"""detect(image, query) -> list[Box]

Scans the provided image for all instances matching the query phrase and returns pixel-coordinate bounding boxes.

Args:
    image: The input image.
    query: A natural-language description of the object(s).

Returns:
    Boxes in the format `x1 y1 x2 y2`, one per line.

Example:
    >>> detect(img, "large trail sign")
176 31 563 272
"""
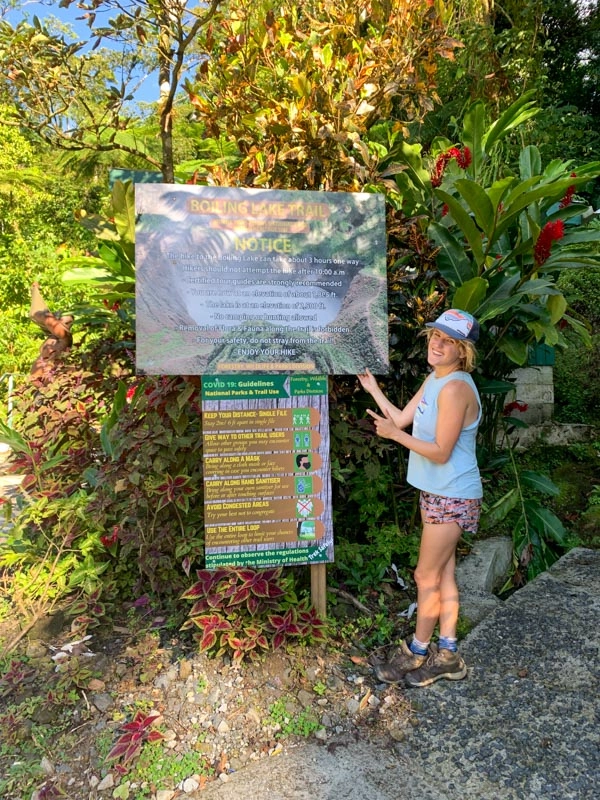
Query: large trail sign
135 185 388 376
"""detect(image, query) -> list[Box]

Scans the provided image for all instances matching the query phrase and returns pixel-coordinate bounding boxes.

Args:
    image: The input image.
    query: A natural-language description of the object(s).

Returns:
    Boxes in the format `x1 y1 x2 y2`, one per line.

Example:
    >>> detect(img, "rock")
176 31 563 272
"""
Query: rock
156 791 176 800
25 641 48 659
154 665 178 689
217 719 231 734
245 708 262 727
346 698 360 715
179 776 200 793
389 727 406 742
97 773 114 790
40 756 54 775
92 693 114 713
297 689 314 708
28 609 67 640
179 659 193 681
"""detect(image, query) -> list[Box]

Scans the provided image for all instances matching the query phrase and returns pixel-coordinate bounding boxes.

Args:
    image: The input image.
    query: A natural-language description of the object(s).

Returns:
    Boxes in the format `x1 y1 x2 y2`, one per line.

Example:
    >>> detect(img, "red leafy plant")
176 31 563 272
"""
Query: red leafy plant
0 658 36 697
106 710 165 769
181 567 326 663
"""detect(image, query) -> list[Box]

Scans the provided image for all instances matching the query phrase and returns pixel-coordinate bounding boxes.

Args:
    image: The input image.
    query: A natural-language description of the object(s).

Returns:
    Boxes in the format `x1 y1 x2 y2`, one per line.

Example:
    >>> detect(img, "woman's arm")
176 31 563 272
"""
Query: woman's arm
357 368 425 430
367 379 475 464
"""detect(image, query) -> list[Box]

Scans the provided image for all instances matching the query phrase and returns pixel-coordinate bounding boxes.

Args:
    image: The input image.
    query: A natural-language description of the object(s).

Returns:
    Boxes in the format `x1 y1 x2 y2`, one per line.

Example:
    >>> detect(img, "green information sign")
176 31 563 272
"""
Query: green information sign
202 374 333 570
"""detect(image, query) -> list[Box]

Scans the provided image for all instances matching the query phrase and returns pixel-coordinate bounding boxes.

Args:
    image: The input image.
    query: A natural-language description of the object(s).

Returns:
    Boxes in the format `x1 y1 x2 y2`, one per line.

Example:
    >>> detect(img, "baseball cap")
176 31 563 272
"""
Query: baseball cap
426 309 480 343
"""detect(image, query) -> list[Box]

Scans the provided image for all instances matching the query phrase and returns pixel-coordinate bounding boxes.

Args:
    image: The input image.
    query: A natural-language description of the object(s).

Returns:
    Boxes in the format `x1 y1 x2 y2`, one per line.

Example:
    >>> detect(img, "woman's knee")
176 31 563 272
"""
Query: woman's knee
414 565 442 593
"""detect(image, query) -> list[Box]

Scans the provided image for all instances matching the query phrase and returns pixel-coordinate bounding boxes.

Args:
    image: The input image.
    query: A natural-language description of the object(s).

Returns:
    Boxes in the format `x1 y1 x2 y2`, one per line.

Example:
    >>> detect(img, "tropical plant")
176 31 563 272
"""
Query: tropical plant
106 710 165 770
384 92 600 433
481 412 569 587
0 0 221 182
60 179 137 328
183 0 461 190
181 566 325 662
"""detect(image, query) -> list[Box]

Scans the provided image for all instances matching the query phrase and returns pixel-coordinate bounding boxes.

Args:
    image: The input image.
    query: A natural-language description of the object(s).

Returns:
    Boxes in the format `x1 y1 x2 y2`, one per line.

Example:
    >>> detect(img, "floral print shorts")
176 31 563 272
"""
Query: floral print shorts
419 491 482 535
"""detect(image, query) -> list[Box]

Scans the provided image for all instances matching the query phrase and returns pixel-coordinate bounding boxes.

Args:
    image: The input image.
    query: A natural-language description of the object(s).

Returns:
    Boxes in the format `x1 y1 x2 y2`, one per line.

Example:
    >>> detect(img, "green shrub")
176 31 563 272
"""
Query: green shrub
555 266 600 423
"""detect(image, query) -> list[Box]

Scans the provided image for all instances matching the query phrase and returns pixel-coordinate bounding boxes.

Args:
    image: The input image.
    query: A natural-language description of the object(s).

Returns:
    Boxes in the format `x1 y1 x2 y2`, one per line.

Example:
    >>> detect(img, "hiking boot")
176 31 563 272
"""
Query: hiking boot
404 647 467 688
372 640 427 684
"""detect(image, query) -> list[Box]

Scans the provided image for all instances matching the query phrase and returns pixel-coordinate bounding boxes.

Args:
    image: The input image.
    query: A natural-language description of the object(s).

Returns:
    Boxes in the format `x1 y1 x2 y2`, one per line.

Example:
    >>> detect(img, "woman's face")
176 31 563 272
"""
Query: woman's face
427 329 463 371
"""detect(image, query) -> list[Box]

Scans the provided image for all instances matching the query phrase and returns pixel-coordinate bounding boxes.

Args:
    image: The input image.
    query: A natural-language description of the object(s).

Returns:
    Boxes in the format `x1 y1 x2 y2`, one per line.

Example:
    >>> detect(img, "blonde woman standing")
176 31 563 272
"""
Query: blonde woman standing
358 309 482 688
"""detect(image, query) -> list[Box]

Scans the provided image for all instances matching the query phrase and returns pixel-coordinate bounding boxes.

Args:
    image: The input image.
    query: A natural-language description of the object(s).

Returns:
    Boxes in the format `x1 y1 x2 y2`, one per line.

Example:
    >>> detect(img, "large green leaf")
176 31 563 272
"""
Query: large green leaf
461 101 486 178
520 471 560 496
517 278 562 296
428 222 476 286
561 313 592 346
477 378 515 395
539 255 600 271
497 335 529 365
474 274 521 321
454 179 495 238
546 293 567 324
397 141 431 192
482 90 539 154
100 382 128 459
476 296 522 323
496 178 580 238
528 320 560 345
519 145 542 180
452 276 488 312
112 180 136 244
0 418 30 455
434 189 485 265
486 176 515 212
523 500 567 544
62 266 117 284
480 488 519 527
559 229 600 246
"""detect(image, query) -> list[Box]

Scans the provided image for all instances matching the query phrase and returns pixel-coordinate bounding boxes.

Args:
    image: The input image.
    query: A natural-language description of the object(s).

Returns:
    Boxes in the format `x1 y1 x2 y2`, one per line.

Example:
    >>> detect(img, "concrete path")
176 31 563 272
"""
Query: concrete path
200 547 600 800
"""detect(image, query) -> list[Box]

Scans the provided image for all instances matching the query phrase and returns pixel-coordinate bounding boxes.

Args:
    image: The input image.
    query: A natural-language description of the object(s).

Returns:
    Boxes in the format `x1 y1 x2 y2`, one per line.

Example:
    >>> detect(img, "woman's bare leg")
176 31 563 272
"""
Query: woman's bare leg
413 520 463 644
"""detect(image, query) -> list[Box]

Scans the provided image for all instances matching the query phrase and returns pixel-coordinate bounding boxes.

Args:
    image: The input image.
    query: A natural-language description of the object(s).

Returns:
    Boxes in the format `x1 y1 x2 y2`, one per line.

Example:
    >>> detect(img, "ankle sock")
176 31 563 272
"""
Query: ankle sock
409 636 429 656
438 635 458 652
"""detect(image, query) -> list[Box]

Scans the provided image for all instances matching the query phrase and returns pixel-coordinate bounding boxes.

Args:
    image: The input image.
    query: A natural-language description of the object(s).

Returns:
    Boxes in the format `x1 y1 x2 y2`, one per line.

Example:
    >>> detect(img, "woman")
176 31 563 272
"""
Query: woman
358 309 482 688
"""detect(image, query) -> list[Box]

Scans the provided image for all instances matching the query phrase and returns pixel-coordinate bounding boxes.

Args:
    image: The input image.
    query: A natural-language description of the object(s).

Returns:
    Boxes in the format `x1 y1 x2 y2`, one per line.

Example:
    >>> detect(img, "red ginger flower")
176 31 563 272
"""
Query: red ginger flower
431 146 472 187
503 400 529 416
559 173 577 209
455 146 472 169
534 220 565 265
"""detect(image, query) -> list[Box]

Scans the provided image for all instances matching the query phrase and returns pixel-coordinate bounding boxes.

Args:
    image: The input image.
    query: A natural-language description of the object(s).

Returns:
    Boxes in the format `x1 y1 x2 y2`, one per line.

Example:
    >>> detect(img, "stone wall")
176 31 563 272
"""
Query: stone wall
508 366 554 425
502 366 593 448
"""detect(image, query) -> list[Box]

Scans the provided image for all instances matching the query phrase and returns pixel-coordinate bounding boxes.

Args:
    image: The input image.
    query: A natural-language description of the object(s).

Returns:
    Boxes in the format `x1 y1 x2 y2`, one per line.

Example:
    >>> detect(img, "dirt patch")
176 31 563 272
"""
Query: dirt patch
0 612 415 800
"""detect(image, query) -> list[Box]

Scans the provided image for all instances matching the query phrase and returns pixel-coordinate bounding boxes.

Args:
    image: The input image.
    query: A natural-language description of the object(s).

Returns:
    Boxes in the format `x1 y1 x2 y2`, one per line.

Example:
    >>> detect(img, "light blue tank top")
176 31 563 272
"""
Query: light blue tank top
407 371 482 499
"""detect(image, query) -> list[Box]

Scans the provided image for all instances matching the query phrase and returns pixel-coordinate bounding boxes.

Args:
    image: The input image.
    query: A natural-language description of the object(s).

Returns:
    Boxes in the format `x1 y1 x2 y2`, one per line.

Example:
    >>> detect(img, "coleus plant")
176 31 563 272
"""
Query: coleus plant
181 567 326 663
106 710 165 770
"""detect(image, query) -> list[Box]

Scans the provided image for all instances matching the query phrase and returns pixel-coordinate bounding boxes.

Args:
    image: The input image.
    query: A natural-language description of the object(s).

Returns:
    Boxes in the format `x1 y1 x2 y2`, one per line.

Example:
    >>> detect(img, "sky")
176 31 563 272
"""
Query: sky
6 0 157 104
8 0 91 38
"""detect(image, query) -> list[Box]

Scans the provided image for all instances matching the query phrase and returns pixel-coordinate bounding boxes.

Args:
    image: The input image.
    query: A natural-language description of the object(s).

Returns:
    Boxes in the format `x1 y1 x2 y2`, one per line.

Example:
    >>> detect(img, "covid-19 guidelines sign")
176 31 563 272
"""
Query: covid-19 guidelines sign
134 185 389 375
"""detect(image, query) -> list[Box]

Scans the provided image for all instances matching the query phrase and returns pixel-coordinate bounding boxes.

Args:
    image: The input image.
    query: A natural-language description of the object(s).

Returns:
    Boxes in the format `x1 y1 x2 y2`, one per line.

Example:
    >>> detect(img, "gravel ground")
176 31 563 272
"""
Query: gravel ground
14 549 599 800
5 623 416 800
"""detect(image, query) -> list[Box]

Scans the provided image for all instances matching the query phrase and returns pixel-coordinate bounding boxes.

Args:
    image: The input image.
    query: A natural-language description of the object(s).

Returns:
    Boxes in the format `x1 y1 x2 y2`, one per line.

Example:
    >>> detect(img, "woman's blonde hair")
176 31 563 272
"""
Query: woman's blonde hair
425 328 477 372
